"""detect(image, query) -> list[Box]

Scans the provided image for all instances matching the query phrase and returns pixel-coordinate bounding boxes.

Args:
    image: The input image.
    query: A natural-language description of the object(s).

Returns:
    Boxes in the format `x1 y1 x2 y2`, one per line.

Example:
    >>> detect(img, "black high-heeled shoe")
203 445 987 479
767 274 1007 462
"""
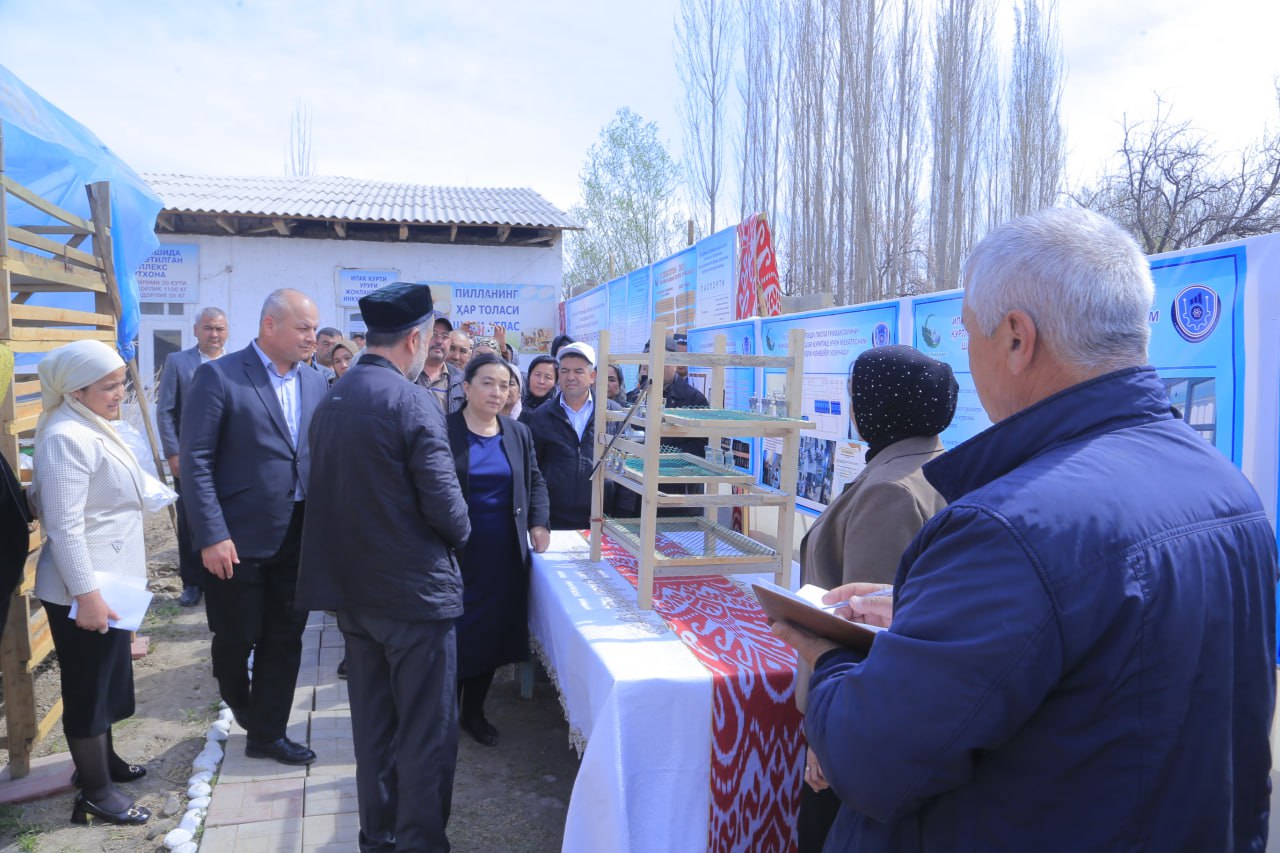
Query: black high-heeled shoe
70 793 151 826
71 763 147 787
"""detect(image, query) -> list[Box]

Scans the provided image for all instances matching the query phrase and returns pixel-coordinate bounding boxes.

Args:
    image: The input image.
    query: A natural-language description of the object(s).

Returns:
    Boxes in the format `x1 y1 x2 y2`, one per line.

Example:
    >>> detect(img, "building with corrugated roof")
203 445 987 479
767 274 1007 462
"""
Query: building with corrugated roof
136 173 578 383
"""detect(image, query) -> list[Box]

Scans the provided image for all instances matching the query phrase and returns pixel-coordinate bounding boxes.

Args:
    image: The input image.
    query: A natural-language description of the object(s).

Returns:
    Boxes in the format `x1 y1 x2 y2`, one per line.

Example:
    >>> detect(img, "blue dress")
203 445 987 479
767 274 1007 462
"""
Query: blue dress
457 430 527 680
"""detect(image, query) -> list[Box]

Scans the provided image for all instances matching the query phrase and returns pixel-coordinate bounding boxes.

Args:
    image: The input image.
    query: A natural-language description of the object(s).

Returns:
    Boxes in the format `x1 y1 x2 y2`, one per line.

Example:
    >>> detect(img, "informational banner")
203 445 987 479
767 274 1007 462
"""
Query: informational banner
1146 245 1245 463
909 291 993 449
428 282 560 356
625 267 653 352
604 276 634 385
759 302 900 514
137 244 199 302
694 227 736 328
652 247 697 335
566 283 608 353
337 268 400 307
688 318 760 473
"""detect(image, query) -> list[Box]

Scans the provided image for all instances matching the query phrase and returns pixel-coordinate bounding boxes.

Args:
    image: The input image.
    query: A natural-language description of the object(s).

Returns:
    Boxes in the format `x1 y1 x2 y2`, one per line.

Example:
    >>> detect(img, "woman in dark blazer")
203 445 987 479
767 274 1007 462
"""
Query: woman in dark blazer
447 353 550 746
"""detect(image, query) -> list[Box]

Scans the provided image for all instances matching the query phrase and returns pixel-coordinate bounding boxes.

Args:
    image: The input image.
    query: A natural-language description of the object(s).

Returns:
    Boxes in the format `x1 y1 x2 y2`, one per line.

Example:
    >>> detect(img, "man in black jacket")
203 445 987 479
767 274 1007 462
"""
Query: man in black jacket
529 342 621 529
645 334 710 458
297 283 470 852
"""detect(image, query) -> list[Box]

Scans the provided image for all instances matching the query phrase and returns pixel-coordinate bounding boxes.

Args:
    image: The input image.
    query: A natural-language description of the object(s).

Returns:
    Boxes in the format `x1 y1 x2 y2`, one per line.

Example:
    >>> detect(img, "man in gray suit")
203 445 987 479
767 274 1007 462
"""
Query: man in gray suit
181 289 326 766
156 306 227 607
299 282 469 852
414 314 465 413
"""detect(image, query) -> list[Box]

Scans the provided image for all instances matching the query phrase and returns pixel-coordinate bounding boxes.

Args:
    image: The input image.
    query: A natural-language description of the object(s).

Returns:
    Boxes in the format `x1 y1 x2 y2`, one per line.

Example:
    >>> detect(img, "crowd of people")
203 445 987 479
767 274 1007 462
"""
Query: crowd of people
17 206 1279 851
24 277 696 843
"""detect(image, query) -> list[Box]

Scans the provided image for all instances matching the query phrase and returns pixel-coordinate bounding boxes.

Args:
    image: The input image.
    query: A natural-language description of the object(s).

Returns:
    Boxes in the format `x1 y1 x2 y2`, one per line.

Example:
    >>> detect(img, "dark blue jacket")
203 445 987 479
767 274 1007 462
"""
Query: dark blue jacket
528 392 621 530
808 367 1276 852
180 343 327 558
296 354 469 621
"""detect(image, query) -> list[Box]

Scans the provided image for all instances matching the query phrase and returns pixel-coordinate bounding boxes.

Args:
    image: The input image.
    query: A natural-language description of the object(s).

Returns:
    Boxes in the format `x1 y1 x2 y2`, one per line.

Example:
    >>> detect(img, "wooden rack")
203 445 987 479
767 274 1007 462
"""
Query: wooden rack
0 120 166 778
590 320 811 608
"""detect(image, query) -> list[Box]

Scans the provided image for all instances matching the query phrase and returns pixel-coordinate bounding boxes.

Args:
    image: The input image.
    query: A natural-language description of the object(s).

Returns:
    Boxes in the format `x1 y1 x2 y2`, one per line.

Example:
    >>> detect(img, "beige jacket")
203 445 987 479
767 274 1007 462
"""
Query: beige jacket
795 434 947 710
800 434 947 590
33 406 146 606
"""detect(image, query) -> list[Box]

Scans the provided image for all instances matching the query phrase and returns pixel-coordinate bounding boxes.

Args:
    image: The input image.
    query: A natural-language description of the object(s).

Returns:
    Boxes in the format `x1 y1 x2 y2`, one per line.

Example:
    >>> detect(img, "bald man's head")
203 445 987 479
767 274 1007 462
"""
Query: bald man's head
257 289 319 367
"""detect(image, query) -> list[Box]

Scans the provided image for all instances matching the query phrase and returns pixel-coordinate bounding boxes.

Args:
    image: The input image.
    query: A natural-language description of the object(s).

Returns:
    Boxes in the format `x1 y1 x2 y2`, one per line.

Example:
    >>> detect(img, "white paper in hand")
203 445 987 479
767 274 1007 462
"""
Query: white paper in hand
67 572 153 632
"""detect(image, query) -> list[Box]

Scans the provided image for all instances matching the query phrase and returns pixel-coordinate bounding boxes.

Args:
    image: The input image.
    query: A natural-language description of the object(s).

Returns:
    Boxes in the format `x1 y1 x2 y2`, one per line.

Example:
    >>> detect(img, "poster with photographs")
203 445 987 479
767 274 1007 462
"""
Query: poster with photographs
758 300 900 514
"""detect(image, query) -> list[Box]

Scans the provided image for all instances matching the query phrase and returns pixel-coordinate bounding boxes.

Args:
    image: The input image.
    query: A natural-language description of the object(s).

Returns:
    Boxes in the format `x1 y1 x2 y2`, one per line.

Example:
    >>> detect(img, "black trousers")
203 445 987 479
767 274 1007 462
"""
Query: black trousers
173 476 204 589
339 609 457 853
204 503 308 743
798 783 841 852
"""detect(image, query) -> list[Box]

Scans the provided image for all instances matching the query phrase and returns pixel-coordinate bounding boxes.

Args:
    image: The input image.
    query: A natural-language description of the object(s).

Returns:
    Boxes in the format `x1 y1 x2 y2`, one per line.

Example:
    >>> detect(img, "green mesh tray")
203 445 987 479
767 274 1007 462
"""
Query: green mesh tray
621 454 742 478
658 407 807 425
604 517 776 561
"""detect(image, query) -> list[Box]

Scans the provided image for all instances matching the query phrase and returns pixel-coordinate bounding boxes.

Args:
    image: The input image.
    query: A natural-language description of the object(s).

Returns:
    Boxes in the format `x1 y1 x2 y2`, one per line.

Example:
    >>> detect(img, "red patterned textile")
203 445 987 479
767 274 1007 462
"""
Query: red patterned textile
592 531 804 852
736 214 784 319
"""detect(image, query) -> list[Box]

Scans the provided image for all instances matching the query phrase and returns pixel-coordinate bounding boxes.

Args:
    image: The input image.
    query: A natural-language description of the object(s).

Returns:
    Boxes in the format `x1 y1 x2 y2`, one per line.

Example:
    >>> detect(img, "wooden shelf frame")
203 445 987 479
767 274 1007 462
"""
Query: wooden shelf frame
590 320 806 608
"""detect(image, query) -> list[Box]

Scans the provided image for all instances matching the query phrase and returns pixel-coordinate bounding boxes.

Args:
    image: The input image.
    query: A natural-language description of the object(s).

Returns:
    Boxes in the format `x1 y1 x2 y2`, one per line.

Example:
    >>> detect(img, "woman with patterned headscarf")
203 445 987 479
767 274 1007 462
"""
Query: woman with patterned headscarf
795 344 958 851
32 340 151 827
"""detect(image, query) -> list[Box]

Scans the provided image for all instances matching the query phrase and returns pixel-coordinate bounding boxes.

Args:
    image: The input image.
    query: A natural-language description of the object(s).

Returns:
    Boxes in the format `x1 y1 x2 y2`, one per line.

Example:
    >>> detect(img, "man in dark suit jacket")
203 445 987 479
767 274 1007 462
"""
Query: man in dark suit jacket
155 306 228 607
181 289 326 767
298 283 469 851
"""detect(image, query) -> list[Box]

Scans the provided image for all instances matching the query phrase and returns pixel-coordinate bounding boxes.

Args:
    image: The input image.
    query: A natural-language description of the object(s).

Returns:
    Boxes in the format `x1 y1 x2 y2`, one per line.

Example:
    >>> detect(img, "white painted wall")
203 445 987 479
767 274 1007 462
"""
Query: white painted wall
137 232 563 384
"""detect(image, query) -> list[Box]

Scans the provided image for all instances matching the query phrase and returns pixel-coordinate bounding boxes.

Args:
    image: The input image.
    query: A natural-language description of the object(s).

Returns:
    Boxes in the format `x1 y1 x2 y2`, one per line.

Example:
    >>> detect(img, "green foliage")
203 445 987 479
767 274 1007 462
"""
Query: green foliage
565 108 685 293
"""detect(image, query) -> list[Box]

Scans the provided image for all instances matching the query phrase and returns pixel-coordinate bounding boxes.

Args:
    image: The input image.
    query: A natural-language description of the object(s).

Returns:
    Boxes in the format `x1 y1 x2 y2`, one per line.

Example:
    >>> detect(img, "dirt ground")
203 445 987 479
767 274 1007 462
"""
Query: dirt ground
0 513 580 852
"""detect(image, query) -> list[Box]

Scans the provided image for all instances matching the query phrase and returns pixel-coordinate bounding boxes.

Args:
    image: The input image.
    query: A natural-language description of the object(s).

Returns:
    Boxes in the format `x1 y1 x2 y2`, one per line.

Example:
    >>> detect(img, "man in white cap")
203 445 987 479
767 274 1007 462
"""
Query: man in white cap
528 341 621 529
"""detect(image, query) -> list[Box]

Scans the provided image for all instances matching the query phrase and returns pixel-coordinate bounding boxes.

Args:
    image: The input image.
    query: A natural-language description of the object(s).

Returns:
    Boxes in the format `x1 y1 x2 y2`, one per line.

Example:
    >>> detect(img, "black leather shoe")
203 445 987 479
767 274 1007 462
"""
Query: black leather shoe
72 763 146 787
337 658 347 679
461 716 498 747
178 586 202 607
70 793 151 826
245 737 316 765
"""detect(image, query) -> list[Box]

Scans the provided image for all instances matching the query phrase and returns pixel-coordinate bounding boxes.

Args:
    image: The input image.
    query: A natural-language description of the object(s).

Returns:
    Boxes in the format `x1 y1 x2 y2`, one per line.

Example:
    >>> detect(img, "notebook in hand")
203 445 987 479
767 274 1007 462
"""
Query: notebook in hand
752 580 884 654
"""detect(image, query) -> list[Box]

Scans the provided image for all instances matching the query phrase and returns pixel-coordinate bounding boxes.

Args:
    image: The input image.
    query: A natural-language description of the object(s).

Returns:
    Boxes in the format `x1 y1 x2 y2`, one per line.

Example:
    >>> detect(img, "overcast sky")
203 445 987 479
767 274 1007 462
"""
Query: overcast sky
1 0 1277 215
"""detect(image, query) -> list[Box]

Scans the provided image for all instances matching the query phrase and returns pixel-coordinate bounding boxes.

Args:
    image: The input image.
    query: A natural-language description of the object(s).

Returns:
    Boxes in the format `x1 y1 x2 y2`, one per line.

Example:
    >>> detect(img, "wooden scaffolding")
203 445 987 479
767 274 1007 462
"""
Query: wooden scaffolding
0 120 166 778
591 320 812 609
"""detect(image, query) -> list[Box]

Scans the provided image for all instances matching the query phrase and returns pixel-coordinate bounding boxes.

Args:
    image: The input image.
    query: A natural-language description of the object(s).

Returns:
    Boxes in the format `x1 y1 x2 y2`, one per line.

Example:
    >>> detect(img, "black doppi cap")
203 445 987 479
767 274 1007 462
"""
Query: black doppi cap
358 282 434 334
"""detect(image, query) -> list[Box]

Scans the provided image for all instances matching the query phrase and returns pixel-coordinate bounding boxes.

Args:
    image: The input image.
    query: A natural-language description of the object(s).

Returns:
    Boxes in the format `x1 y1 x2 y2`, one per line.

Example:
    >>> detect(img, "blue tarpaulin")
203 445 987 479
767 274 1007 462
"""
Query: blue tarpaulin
0 63 163 360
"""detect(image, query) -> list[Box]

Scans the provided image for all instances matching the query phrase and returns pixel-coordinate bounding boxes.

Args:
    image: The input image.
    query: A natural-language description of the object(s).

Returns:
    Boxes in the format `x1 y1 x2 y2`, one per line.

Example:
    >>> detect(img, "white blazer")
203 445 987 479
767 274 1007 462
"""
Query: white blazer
33 406 146 606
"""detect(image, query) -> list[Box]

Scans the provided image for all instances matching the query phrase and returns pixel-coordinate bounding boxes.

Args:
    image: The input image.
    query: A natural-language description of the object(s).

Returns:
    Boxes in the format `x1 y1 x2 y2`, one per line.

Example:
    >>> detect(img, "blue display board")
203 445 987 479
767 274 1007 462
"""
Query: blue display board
909 291 994 449
759 302 900 514
651 247 697 334
1147 246 1246 464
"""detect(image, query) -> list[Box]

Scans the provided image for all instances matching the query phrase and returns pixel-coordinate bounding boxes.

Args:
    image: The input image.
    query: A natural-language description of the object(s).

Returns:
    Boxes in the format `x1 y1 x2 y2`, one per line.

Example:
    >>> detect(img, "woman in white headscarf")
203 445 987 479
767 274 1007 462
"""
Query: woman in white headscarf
32 340 151 827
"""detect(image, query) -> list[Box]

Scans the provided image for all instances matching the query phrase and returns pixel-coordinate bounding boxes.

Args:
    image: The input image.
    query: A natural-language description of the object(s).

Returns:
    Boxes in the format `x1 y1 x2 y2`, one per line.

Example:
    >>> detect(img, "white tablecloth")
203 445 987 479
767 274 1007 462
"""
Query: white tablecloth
530 531 713 853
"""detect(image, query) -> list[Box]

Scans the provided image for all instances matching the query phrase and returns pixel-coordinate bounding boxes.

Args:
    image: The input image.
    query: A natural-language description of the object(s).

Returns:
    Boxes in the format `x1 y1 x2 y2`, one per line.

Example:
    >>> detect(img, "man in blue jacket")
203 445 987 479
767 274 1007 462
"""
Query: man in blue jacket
776 207 1277 851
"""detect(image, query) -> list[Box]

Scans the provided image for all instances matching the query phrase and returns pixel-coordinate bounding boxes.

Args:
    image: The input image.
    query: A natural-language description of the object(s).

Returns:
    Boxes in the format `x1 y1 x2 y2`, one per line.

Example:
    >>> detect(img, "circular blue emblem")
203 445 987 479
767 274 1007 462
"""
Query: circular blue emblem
1171 285 1220 343
873 323 891 347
